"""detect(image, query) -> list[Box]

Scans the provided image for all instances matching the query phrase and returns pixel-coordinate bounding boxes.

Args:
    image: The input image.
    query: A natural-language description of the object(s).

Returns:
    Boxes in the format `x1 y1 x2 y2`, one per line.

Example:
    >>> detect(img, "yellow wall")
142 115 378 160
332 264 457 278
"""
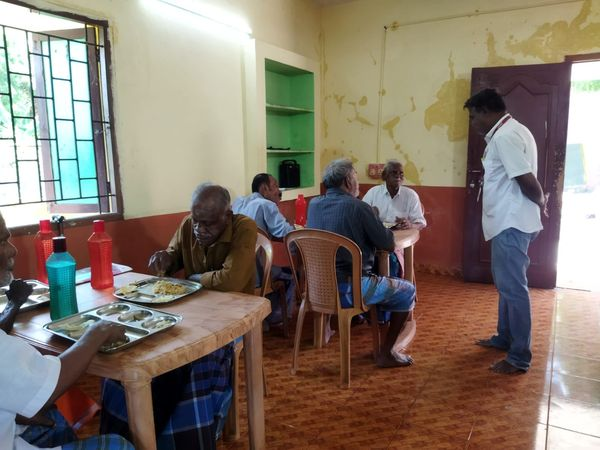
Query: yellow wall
321 0 600 187
22 0 321 219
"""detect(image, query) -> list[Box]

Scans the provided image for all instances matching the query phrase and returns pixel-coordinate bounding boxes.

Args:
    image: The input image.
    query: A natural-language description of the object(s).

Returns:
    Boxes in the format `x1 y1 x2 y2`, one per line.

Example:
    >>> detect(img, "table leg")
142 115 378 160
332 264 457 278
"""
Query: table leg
404 245 414 284
244 323 266 450
122 376 157 450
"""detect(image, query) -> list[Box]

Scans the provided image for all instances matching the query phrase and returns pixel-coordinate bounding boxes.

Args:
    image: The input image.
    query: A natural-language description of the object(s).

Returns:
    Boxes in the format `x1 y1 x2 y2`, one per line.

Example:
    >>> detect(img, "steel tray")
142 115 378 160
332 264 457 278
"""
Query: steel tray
43 301 182 353
0 280 50 313
113 277 201 304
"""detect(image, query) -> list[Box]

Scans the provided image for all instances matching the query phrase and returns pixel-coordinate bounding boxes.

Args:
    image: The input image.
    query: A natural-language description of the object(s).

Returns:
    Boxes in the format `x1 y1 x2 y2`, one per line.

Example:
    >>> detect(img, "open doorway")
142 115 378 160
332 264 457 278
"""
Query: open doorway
556 60 600 291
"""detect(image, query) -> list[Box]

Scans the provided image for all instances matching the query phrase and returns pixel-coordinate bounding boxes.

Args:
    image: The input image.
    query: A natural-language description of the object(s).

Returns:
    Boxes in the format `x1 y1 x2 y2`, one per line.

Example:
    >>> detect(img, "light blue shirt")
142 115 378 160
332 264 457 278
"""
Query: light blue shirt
232 192 294 239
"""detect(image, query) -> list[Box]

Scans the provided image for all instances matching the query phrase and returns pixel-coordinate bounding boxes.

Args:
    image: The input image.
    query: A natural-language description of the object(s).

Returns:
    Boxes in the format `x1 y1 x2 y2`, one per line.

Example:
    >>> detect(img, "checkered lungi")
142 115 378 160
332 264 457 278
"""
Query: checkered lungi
19 407 133 449
100 343 233 450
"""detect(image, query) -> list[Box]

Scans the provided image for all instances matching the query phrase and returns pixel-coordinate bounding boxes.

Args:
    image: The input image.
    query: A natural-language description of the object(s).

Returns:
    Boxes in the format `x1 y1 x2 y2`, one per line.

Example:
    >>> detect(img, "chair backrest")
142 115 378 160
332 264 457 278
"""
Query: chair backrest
284 228 366 315
255 229 273 297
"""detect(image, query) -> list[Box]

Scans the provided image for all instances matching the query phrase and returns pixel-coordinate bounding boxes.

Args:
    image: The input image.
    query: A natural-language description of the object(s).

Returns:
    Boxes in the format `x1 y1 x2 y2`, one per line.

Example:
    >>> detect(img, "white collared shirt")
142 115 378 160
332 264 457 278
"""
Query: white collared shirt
0 329 61 450
362 184 426 227
481 113 543 241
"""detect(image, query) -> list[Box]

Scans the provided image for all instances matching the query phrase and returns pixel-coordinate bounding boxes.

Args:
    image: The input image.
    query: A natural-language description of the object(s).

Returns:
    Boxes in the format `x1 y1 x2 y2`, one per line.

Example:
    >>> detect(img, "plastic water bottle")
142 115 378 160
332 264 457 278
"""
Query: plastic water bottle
34 219 55 283
88 220 113 289
295 194 307 226
47 236 78 320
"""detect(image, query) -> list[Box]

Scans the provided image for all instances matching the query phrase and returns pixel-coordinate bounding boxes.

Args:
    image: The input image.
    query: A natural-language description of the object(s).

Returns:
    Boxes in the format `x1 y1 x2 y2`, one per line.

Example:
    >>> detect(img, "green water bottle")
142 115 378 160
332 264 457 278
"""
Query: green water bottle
47 236 78 320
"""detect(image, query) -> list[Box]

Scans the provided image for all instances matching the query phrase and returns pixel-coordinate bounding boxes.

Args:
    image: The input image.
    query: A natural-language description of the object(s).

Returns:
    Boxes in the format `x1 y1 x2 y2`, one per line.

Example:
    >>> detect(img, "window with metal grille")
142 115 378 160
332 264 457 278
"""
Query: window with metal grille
0 1 120 228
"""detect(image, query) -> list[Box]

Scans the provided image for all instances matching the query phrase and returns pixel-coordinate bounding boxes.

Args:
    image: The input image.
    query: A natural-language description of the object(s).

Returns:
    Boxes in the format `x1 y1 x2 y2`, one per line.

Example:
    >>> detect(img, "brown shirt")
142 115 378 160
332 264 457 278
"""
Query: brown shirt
166 214 257 294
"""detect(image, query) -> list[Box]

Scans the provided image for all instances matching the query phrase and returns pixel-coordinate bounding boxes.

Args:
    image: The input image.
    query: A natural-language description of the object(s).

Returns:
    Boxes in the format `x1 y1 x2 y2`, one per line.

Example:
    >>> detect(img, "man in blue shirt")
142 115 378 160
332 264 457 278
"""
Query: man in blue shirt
308 159 416 368
233 173 295 326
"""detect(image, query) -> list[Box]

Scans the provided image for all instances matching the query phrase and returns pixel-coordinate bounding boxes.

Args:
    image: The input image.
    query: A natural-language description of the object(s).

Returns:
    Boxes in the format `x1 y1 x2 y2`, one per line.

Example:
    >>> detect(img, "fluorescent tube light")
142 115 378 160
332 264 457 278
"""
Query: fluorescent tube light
156 0 252 37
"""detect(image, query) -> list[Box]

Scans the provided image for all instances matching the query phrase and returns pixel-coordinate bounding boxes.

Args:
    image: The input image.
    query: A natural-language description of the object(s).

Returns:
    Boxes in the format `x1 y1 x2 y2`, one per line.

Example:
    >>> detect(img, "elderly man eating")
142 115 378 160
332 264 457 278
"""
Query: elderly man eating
307 159 417 368
101 183 257 449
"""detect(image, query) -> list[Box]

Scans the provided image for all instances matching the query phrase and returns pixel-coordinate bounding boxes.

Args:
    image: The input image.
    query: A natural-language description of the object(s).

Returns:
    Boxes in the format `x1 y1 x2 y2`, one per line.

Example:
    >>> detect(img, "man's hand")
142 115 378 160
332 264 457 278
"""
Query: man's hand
541 192 550 218
79 320 127 349
16 412 55 427
395 217 410 230
148 250 172 277
6 279 33 308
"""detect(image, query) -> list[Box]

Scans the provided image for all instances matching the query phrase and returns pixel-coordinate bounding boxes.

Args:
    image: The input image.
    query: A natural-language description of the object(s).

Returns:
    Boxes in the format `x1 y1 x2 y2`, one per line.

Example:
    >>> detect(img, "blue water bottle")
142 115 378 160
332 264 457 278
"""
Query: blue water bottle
47 236 78 320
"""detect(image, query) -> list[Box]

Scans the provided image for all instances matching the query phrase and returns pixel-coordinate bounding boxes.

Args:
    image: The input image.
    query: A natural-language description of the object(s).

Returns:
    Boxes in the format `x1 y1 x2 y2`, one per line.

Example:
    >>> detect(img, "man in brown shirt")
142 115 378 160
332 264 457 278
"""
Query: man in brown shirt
149 183 257 294
101 183 258 448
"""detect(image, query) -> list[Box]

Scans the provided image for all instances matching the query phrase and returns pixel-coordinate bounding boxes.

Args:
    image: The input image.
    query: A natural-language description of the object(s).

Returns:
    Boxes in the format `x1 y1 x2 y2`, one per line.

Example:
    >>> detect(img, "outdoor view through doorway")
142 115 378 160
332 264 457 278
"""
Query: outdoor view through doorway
556 60 600 292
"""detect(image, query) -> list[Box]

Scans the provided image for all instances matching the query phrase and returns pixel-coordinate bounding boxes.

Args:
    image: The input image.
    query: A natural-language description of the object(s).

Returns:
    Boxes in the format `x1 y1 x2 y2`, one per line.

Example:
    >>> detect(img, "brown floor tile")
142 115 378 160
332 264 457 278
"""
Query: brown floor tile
71 273 600 450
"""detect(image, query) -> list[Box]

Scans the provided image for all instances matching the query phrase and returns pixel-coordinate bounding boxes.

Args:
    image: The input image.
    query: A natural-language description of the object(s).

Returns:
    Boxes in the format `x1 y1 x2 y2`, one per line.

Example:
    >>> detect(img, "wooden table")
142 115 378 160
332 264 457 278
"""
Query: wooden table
377 228 420 282
11 272 271 450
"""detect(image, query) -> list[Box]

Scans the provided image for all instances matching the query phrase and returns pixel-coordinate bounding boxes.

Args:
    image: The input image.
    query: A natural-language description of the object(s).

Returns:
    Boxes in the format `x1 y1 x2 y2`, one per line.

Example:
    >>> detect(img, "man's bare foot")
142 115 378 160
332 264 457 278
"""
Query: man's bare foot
475 338 508 350
324 324 336 344
376 351 413 368
490 359 526 374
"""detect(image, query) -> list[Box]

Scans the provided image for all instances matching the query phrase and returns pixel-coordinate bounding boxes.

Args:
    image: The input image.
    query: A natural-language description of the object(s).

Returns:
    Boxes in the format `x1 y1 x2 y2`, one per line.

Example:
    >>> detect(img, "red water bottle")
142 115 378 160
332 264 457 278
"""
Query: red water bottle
34 219 55 283
88 220 113 289
295 194 307 226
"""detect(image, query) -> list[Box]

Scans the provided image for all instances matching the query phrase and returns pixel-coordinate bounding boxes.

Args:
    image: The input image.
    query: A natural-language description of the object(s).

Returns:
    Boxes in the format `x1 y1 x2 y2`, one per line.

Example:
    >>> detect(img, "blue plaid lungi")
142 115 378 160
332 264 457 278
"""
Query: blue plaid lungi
100 343 233 450
338 274 415 320
19 407 133 449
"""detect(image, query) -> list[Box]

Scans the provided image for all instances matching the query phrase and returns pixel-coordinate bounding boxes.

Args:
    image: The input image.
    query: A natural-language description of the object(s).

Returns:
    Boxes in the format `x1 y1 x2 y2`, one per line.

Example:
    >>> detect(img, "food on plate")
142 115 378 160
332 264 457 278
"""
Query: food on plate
60 318 96 339
115 284 139 296
153 280 187 296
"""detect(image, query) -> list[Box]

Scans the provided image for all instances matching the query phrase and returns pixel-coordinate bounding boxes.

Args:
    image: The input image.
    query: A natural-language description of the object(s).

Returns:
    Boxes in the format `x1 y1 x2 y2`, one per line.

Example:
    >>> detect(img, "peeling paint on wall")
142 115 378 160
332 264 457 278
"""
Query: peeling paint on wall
403 157 421 185
334 94 345 111
486 32 515 66
320 148 358 173
347 100 374 126
383 116 401 140
323 119 328 138
380 88 387 96
506 0 600 62
423 55 470 142
409 96 416 112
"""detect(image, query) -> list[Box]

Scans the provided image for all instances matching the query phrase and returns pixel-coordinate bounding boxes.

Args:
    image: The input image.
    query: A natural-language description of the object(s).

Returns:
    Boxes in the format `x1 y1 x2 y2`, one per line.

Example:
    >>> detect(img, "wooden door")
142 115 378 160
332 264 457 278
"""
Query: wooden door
463 63 571 289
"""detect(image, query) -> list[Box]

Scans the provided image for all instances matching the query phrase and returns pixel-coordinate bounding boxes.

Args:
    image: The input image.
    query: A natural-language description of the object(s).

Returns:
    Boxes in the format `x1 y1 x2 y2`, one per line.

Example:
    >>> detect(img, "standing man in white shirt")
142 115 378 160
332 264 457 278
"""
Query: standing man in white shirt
464 88 548 375
362 160 426 278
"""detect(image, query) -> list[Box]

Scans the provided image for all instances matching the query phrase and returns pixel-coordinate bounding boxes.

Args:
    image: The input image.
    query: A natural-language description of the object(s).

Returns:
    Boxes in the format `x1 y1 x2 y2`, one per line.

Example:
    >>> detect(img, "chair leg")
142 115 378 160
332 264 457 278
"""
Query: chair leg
314 312 325 349
291 300 307 375
369 307 380 362
224 341 242 441
278 283 290 338
338 312 352 388
262 361 269 397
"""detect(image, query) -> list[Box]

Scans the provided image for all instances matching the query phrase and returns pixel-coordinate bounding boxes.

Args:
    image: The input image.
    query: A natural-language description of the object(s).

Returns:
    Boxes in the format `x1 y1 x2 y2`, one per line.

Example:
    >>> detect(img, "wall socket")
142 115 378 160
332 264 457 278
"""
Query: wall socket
367 163 384 179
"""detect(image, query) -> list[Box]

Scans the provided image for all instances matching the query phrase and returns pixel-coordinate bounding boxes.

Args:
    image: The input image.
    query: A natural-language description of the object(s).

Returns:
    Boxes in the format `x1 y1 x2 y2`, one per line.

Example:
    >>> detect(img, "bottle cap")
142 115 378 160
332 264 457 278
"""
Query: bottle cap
93 220 105 233
39 219 51 232
52 236 67 253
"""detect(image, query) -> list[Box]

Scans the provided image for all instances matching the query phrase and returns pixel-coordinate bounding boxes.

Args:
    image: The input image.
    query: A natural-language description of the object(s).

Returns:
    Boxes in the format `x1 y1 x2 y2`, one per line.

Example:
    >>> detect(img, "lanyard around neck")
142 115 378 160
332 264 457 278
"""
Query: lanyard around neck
489 114 511 140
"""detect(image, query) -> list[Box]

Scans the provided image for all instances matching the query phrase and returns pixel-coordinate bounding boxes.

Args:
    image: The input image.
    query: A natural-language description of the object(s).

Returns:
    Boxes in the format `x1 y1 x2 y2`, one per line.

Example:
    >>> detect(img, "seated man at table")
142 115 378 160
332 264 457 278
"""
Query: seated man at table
101 183 257 449
307 159 416 368
232 173 295 326
362 160 426 277
0 211 133 450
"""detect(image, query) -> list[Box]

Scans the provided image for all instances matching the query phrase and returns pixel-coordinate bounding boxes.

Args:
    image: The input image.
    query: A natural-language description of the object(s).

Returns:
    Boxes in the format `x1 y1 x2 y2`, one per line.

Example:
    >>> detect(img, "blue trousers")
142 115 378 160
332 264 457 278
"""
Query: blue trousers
489 227 538 371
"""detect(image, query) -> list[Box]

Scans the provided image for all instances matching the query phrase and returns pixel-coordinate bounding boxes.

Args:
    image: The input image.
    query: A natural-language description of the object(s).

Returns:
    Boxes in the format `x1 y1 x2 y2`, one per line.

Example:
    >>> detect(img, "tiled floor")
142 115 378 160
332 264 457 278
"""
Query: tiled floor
78 273 600 449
